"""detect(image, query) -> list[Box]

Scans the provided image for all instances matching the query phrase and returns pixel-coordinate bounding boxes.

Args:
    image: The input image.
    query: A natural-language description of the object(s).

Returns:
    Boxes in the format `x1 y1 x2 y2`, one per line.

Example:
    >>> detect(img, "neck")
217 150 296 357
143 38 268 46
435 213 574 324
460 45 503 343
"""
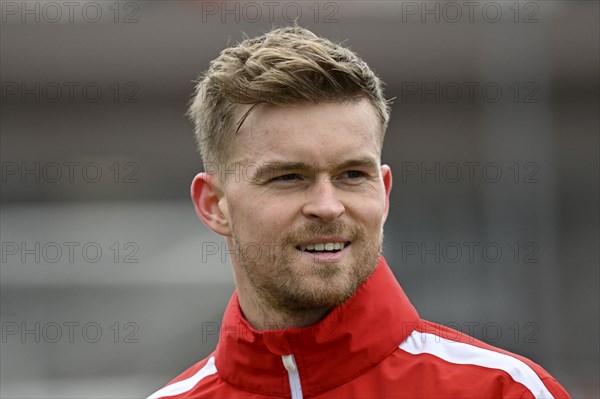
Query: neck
236 283 330 330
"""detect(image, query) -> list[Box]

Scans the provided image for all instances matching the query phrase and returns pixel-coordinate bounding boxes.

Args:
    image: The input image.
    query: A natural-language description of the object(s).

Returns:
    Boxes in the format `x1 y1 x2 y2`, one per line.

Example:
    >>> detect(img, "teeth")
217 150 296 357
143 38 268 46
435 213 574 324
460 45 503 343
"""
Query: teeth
299 242 346 252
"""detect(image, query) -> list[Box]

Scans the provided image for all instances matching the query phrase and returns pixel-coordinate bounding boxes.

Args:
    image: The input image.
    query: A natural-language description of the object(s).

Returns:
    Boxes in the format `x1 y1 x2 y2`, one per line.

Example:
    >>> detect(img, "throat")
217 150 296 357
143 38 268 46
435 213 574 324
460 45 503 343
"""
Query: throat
239 291 332 331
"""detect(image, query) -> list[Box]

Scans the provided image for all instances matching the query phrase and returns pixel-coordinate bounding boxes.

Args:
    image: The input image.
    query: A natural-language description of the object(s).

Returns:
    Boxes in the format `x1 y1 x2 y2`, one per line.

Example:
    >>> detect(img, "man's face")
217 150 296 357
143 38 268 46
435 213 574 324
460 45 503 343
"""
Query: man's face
216 99 392 315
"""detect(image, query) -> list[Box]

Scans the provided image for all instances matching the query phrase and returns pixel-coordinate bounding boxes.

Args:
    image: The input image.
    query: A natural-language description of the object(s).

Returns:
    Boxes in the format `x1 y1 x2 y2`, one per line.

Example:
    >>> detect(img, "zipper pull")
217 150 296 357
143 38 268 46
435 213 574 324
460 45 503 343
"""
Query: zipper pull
282 354 297 372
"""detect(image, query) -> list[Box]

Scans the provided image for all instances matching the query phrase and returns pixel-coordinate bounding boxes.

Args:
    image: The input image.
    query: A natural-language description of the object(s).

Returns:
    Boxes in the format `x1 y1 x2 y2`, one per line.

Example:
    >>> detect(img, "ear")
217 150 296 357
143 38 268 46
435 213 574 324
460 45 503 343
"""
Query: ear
190 173 231 236
381 165 393 222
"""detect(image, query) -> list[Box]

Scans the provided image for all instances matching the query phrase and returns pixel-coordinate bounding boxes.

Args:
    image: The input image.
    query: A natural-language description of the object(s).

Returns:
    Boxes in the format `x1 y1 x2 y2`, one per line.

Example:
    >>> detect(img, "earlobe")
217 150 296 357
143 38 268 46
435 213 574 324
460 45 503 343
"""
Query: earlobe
381 165 393 222
191 173 231 236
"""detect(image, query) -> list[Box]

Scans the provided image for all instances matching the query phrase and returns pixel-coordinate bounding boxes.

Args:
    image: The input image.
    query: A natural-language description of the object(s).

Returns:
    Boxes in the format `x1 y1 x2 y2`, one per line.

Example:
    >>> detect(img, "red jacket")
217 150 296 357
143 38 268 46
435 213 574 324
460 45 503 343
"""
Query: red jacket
148 257 570 399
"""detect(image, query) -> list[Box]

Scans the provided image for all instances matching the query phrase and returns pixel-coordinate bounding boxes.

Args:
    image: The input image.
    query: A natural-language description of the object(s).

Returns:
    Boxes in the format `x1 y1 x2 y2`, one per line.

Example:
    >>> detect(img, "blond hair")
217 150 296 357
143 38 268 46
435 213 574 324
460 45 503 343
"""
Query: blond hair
187 25 391 168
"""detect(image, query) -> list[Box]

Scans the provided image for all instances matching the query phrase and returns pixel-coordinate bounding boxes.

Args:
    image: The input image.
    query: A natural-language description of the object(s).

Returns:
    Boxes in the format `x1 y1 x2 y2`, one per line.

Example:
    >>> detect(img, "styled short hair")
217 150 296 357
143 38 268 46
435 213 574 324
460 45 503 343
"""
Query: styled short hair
187 25 391 168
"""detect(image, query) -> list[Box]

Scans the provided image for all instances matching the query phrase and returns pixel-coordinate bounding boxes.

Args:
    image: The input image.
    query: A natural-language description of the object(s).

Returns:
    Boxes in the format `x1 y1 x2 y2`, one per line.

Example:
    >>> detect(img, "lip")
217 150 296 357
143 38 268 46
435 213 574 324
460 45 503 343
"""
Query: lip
295 242 351 264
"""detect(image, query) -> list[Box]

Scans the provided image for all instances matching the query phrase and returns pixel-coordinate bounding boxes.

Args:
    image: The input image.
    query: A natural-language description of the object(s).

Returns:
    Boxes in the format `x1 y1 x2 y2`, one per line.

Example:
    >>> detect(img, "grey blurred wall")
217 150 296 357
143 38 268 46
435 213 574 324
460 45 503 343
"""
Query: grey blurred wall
1 1 598 397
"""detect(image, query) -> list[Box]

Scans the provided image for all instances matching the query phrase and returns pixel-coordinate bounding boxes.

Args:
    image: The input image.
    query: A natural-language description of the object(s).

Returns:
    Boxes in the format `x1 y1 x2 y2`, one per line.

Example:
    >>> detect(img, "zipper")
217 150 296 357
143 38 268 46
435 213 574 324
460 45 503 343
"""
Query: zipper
282 354 303 399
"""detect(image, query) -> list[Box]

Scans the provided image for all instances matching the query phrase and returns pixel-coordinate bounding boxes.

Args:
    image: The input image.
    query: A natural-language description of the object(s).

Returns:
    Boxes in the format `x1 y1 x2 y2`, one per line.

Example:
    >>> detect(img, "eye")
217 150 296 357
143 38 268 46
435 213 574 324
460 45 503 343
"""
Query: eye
333 170 369 185
272 173 301 182
344 170 367 179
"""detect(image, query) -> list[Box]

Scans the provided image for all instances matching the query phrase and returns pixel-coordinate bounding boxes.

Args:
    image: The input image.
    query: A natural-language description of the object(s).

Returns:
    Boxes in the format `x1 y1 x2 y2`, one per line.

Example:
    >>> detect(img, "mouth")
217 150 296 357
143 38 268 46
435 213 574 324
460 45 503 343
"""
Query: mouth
296 241 352 253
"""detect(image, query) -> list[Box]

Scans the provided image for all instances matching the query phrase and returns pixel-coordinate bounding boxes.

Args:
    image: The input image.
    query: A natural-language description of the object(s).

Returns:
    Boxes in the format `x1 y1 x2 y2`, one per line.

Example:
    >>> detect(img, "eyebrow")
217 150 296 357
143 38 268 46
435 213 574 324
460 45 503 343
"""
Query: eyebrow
250 156 380 180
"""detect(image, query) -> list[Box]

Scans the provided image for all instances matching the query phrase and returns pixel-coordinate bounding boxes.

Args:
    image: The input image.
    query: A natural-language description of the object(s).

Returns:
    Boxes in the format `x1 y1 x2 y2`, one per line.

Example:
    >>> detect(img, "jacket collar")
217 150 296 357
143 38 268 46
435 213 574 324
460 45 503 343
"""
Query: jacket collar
214 256 420 397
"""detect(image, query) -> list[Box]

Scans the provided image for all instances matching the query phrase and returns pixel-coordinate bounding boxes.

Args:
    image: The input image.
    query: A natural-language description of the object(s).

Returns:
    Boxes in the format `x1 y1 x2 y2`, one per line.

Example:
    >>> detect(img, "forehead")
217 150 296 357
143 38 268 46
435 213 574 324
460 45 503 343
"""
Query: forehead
228 99 382 167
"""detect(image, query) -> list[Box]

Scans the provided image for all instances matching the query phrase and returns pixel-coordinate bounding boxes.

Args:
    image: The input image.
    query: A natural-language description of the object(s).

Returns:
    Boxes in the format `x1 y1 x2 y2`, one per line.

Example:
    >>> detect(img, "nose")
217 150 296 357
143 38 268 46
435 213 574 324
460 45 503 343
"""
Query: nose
302 180 345 223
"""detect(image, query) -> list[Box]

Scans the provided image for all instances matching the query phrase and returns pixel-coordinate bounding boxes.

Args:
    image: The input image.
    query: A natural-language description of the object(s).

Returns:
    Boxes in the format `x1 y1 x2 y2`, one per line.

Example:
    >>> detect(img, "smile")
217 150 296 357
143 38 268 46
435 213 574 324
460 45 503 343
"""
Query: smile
296 242 351 253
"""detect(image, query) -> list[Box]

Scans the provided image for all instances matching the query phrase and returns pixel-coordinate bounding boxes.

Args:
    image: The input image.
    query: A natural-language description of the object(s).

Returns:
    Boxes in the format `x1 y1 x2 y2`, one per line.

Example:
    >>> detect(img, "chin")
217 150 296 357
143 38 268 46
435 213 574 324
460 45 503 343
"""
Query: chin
275 273 362 313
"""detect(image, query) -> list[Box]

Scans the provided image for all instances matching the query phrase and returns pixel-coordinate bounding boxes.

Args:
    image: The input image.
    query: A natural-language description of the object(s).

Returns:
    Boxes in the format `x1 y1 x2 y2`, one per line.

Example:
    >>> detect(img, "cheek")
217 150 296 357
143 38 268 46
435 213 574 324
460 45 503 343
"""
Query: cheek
229 197 293 238
348 196 386 222
258 206 295 234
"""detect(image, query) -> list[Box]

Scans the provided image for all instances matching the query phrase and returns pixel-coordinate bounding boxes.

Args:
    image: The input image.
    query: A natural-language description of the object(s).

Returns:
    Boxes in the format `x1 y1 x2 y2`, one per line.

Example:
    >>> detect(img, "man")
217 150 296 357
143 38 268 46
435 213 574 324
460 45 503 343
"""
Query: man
148 26 569 399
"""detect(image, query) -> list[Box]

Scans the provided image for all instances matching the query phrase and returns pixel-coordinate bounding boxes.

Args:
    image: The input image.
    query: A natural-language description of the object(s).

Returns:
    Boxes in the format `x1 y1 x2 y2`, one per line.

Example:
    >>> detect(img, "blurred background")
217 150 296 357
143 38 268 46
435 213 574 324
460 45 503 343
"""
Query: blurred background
1 1 598 397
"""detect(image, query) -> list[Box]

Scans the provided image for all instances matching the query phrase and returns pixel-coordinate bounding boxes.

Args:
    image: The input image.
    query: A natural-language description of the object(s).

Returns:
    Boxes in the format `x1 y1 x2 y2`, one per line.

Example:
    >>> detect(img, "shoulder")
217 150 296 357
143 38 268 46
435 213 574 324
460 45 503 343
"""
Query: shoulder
147 354 219 399
394 320 570 399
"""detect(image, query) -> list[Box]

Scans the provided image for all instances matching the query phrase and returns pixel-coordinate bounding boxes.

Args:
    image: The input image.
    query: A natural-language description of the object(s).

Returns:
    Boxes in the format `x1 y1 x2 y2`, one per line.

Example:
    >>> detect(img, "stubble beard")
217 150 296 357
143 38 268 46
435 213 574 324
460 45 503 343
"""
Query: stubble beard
232 222 383 320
